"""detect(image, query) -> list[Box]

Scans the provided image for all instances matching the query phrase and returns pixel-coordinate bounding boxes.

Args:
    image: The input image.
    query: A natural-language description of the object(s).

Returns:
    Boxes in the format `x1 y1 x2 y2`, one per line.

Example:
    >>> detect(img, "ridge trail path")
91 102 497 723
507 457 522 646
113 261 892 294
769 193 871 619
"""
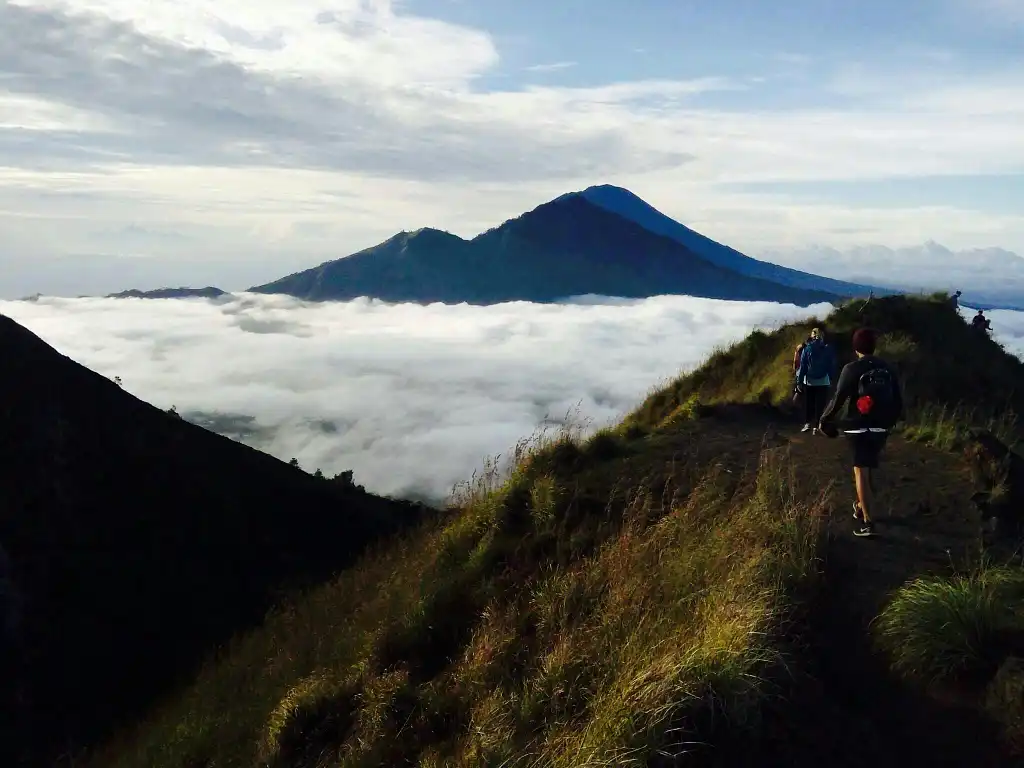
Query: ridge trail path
629 404 1013 767
781 424 1012 768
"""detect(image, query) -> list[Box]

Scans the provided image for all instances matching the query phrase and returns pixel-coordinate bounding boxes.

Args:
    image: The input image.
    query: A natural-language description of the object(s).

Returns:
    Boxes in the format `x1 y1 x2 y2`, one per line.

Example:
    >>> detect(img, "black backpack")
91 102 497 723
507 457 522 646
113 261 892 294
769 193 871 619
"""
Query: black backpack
856 364 898 428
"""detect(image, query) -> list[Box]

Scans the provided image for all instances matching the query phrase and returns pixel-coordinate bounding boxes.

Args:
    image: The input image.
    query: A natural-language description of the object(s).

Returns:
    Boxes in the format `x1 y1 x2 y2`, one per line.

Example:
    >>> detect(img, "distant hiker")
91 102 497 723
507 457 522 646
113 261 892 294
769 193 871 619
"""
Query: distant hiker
952 290 962 309
819 327 903 537
795 327 835 434
971 309 992 334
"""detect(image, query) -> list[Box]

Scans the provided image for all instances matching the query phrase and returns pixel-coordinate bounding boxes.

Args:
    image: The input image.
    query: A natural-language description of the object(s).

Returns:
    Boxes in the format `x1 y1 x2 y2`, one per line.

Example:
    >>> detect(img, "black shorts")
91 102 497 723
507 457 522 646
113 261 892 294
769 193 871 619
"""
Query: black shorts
846 431 888 468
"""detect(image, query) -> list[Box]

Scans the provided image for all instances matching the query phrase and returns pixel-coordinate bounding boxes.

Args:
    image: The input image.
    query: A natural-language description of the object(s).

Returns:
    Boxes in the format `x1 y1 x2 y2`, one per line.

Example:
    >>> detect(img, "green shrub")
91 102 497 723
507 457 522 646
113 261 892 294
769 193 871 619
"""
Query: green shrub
874 564 1024 683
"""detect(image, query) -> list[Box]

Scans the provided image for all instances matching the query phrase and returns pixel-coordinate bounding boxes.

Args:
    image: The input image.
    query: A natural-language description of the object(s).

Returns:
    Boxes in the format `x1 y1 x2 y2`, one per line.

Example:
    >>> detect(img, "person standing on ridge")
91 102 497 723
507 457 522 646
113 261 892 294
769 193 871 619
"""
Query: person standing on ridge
795 327 835 434
971 309 992 334
819 327 903 538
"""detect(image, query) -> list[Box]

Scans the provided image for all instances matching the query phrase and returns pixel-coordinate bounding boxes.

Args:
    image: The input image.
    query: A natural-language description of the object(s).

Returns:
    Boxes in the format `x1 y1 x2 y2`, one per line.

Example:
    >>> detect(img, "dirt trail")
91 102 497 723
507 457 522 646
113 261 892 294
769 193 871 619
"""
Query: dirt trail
789 426 983 614
782 428 1015 768
650 405 1016 767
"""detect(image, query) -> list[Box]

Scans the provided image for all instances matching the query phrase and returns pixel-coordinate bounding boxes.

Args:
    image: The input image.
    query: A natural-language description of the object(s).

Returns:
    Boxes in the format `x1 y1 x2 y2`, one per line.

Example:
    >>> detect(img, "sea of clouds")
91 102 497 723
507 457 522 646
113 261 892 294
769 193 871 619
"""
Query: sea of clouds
4 294 1024 504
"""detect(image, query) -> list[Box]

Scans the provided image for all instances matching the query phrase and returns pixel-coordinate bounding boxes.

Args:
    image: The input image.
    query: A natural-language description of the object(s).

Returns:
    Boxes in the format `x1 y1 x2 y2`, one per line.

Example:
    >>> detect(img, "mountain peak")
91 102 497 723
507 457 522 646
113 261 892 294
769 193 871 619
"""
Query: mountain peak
107 286 227 300
580 183 641 198
574 184 881 298
393 227 461 243
249 186 881 305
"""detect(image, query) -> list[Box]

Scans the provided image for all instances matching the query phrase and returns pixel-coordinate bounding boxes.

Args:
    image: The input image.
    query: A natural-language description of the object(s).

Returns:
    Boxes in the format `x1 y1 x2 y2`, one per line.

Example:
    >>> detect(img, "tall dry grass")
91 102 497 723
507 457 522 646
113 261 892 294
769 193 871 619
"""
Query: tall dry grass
89 432 826 768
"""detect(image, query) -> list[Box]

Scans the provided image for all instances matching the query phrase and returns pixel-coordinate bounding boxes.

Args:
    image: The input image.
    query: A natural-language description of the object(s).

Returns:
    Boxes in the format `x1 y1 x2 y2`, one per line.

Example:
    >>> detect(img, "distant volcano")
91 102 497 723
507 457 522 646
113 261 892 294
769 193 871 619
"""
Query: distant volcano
249 186 881 306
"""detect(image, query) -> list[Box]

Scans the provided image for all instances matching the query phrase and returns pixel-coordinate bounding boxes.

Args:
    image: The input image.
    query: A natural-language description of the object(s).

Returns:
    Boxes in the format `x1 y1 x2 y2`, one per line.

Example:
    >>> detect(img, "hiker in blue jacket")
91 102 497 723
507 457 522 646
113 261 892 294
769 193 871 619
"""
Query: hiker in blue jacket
795 327 836 434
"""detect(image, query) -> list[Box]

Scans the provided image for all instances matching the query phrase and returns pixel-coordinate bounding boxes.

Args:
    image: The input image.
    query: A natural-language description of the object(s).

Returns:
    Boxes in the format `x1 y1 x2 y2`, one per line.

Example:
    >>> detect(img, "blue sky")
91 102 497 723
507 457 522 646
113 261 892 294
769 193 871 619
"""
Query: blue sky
0 0 1022 297
423 0 1022 86
729 174 1024 215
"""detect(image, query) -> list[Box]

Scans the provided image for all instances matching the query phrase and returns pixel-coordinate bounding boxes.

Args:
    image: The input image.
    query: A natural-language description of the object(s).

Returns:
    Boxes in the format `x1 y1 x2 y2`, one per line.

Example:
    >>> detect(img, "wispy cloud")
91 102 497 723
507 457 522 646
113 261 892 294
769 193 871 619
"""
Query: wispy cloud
525 61 577 73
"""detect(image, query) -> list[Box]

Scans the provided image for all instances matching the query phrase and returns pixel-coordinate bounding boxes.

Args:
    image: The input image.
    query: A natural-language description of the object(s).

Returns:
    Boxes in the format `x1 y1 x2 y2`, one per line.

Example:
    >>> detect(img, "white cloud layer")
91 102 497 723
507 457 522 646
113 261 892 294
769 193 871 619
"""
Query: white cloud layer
0 293 836 502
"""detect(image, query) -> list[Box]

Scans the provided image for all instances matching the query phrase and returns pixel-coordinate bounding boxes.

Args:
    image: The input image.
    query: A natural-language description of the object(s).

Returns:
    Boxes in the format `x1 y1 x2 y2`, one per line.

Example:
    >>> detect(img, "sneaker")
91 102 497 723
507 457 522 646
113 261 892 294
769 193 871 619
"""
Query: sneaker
852 502 863 521
853 522 875 537
801 424 811 433
812 427 819 435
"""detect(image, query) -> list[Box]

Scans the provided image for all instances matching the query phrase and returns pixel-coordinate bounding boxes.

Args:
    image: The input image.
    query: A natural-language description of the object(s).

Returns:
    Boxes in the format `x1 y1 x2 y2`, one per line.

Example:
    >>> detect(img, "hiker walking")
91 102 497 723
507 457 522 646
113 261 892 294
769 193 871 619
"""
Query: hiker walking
952 290 962 309
819 327 903 537
795 327 836 434
971 309 992 334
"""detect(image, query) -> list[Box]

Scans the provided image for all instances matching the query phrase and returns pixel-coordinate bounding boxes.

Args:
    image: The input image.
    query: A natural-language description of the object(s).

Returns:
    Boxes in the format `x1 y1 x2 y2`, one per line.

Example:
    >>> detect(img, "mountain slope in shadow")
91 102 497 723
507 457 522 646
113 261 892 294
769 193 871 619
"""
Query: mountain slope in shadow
0 314 426 765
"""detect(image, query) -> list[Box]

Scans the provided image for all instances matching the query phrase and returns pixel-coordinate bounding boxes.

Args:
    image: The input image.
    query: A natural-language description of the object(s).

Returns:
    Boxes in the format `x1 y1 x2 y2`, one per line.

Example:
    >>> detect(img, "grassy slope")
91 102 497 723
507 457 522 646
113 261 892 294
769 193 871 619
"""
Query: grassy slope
91 420 823 767
90 294 1024 767
628 292 1024 433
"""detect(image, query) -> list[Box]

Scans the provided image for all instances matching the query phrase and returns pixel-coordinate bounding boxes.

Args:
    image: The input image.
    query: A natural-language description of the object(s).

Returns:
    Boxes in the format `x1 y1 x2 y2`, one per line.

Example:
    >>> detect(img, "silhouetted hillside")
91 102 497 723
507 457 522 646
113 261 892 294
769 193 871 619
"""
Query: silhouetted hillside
85 294 1024 767
106 286 228 299
250 193 844 306
0 314 426 765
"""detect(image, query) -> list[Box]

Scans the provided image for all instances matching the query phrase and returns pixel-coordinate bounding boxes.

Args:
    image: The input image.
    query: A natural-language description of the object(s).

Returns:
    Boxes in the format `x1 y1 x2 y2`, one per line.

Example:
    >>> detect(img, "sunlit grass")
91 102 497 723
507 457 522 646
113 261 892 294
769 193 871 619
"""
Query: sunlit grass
90 436 825 768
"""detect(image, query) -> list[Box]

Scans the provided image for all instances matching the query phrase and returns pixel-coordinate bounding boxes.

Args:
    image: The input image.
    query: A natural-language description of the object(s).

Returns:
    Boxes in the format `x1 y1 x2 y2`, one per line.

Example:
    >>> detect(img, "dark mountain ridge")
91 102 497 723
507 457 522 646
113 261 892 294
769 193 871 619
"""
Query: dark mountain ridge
0 314 427 765
250 193 843 306
107 286 228 299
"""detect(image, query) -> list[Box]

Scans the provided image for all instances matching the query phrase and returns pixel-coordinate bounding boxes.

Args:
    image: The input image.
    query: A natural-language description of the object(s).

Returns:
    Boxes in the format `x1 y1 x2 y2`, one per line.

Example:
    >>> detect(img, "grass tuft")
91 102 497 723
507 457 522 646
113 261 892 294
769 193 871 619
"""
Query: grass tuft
262 671 357 766
583 428 630 460
873 562 1024 684
902 403 1019 452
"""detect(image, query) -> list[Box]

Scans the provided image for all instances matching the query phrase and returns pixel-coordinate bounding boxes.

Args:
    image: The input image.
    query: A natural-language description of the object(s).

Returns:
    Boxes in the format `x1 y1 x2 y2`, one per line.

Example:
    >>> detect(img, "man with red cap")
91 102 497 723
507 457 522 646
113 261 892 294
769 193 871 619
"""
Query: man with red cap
819 327 903 537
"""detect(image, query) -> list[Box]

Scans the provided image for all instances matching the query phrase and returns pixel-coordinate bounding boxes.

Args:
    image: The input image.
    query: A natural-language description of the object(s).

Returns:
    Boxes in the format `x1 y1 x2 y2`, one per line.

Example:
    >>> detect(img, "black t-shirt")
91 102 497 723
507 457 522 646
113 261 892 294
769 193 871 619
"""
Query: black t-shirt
820 355 903 426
